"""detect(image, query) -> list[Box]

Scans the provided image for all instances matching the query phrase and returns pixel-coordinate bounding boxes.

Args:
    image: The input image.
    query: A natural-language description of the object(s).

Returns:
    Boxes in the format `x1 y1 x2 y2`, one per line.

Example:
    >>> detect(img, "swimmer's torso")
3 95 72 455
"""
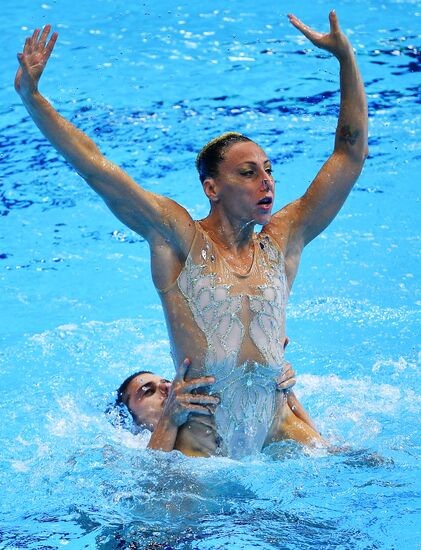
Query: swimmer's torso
158 222 289 458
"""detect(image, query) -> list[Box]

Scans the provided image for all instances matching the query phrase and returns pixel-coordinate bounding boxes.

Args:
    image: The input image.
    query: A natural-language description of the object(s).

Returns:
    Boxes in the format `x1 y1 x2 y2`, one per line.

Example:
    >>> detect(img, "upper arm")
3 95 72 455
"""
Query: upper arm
296 151 365 246
271 150 366 250
84 155 195 255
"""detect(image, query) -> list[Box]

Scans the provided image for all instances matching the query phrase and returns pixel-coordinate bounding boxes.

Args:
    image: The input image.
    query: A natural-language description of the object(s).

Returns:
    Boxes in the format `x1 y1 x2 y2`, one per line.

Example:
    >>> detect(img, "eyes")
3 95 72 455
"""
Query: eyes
137 379 170 400
240 166 273 178
141 386 154 397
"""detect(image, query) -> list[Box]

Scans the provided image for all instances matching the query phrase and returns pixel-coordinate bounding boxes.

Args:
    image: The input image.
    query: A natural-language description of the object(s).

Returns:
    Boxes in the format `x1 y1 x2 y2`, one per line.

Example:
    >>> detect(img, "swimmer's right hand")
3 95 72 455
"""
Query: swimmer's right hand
15 25 58 97
162 358 219 427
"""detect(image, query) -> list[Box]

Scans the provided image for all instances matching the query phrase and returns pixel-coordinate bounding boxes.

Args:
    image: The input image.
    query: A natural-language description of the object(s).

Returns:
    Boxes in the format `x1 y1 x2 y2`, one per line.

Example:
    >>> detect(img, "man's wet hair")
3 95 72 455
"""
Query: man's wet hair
195 132 253 184
106 370 152 431
116 370 152 408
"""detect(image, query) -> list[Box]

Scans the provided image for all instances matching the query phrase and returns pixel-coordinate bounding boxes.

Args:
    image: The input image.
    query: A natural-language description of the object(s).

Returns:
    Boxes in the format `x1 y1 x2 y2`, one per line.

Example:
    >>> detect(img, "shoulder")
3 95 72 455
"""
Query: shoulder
261 206 306 288
149 220 199 291
261 211 289 255
263 199 306 256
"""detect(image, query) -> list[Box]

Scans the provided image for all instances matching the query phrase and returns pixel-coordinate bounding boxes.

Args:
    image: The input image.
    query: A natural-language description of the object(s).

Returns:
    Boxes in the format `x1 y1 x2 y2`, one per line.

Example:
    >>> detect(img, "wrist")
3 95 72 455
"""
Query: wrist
336 43 355 63
157 409 179 430
19 88 41 105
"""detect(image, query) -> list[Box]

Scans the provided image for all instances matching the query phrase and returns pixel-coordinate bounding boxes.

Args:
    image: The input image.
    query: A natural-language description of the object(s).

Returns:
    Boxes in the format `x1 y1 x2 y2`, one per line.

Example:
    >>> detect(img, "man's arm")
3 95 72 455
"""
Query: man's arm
148 359 218 452
276 361 320 434
286 392 319 434
267 11 368 270
15 25 194 251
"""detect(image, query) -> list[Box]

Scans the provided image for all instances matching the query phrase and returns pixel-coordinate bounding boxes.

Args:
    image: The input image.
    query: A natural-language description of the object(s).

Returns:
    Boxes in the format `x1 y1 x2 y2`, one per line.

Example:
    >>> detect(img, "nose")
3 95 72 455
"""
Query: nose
159 380 171 397
261 178 270 191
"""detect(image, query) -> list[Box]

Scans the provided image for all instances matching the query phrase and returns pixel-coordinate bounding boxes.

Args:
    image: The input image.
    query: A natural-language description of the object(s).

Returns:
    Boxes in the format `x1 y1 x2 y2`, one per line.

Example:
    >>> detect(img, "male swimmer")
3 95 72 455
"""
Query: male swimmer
16 11 368 458
114 356 326 454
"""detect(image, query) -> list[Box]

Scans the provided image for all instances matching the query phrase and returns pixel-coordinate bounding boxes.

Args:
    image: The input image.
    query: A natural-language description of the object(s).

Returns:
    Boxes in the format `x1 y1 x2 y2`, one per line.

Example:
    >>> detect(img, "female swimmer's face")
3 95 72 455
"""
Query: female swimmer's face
125 373 171 431
207 141 275 226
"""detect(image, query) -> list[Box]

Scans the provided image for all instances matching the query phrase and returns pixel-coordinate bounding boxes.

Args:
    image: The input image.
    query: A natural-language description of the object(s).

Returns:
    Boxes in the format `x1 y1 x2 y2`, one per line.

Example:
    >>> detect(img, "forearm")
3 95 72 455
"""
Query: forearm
334 47 368 161
19 90 180 240
20 90 102 180
147 416 179 452
287 391 320 433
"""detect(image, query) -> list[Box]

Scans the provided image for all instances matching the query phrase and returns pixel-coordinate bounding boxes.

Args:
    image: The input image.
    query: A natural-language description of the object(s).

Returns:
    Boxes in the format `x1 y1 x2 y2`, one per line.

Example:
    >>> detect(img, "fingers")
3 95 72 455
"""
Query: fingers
23 25 56 54
276 362 297 391
288 11 340 39
181 375 216 391
23 37 31 55
329 10 340 33
31 28 41 44
281 365 296 381
173 357 216 390
287 13 320 42
173 357 191 383
277 378 296 391
38 24 52 49
45 32 58 59
276 373 296 387
16 52 29 72
277 361 294 380
180 403 214 416
178 393 219 406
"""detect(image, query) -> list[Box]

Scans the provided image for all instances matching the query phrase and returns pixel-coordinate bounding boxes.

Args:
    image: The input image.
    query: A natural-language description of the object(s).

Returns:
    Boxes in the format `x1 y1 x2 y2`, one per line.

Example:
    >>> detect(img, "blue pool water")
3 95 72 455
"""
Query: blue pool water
1 0 420 548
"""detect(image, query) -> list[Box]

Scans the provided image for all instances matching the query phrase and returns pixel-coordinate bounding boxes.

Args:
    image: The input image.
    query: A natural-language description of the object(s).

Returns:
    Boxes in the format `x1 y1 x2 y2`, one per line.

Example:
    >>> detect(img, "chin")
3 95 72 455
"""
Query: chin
256 213 272 226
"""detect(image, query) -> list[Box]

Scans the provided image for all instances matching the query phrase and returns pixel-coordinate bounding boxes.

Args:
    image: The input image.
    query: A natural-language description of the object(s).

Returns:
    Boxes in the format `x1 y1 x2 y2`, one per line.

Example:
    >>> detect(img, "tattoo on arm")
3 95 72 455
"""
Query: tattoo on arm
339 125 360 146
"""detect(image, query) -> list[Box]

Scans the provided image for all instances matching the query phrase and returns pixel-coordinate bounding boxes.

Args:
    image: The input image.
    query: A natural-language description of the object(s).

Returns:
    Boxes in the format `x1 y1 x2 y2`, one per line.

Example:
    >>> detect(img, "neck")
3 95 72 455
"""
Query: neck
201 209 256 252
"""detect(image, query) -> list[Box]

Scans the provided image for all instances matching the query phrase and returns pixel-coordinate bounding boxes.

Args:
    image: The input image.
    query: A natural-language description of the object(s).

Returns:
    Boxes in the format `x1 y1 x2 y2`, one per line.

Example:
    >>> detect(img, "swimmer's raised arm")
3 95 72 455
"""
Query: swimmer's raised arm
15 25 194 253
266 11 368 282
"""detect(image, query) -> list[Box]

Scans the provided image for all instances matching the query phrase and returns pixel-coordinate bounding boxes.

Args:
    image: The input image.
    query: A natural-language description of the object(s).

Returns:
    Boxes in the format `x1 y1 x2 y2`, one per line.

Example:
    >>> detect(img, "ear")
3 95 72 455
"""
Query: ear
202 177 220 203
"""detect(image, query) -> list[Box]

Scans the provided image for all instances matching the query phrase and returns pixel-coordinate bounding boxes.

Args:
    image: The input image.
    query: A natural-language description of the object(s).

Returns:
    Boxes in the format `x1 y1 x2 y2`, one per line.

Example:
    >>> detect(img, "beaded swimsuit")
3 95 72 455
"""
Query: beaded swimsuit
159 222 289 458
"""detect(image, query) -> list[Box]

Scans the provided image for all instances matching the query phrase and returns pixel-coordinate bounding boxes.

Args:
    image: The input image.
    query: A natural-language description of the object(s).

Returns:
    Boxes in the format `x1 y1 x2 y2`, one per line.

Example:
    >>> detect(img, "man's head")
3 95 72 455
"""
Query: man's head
116 370 171 431
196 132 275 226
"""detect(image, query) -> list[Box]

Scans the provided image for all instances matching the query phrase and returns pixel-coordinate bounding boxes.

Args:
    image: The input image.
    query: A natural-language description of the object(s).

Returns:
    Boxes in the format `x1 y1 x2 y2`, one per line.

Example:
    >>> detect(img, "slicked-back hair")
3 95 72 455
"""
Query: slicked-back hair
195 132 253 183
116 370 152 407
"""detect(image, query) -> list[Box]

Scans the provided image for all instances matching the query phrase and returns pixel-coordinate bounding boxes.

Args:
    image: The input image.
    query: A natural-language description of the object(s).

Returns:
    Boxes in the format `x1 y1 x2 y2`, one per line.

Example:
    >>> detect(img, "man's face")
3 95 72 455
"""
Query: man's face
209 141 275 226
125 373 171 431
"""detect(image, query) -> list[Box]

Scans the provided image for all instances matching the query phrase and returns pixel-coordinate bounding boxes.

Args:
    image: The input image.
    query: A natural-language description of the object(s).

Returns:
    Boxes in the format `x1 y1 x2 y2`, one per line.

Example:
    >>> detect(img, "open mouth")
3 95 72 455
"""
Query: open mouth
257 197 273 206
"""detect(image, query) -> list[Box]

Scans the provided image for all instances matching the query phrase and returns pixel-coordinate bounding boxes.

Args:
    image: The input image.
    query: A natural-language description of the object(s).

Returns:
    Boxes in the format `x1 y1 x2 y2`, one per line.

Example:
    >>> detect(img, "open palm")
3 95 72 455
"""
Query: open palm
15 25 58 96
288 10 352 60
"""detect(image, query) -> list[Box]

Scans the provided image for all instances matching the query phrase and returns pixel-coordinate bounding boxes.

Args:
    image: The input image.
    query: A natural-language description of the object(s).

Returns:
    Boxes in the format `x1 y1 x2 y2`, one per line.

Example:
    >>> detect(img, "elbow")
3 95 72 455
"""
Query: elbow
81 153 108 185
358 143 369 170
352 144 368 171
349 141 369 168
362 142 369 162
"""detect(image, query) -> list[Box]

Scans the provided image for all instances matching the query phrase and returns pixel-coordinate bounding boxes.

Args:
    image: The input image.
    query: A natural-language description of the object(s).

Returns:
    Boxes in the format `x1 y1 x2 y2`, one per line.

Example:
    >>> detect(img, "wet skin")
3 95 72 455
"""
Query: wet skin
203 141 275 230
125 373 171 431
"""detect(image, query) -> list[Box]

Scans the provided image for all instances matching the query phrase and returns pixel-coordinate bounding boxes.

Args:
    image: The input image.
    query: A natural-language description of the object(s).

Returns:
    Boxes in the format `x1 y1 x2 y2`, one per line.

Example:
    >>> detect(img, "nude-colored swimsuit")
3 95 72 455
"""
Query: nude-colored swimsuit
159 222 289 458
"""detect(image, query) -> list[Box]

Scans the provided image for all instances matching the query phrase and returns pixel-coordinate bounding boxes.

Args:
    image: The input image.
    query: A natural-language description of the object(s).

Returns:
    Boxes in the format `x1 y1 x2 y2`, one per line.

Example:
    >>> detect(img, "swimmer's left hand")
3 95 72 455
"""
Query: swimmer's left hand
288 10 353 61
276 361 296 392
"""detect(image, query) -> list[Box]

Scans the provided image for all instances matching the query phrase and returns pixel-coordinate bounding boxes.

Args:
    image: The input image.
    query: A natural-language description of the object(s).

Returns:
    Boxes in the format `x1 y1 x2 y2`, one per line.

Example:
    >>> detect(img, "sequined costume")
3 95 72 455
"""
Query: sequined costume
158 222 289 458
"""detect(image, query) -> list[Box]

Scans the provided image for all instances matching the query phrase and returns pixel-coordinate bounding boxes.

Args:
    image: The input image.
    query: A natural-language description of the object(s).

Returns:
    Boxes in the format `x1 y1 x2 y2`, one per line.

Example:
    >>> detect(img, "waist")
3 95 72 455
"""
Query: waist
208 360 280 392
210 361 279 457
